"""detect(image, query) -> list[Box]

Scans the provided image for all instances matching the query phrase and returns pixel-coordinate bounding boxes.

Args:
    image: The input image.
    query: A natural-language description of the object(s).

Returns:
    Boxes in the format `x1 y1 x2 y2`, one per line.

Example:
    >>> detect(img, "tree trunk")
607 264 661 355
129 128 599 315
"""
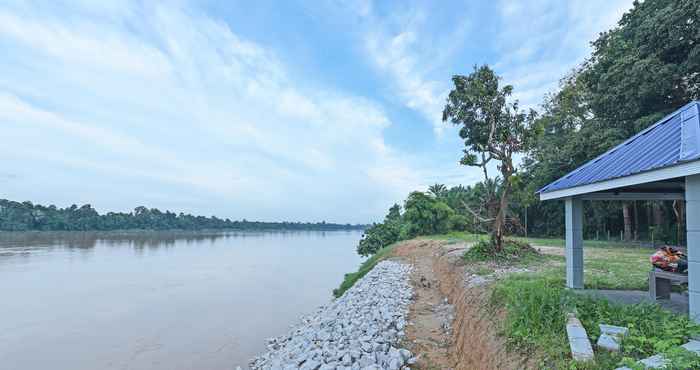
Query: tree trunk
622 202 633 241
492 163 512 252
653 202 664 228
673 200 685 246
633 201 639 240
492 183 509 251
646 201 653 237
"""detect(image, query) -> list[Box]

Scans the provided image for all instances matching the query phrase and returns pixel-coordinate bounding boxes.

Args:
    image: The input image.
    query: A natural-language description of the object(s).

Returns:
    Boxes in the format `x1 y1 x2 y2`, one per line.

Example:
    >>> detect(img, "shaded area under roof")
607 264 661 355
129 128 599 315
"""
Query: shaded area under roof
539 101 700 195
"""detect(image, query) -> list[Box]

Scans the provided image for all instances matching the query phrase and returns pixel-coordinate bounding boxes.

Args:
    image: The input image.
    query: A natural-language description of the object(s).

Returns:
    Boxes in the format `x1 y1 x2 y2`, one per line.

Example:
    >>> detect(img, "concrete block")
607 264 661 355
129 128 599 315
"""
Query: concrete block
599 324 629 337
639 354 668 368
597 333 621 352
597 324 629 352
566 315 594 362
682 339 700 355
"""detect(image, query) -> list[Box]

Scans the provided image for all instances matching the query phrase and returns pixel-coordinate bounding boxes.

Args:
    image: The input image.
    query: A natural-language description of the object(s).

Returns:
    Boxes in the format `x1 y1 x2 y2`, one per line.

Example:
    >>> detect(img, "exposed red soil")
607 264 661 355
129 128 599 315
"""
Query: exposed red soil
391 239 532 370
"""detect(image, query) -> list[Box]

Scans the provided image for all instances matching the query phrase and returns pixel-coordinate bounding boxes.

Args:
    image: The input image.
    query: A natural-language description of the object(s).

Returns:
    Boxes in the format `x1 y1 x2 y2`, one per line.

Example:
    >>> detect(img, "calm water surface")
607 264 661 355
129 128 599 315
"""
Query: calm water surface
0 230 364 370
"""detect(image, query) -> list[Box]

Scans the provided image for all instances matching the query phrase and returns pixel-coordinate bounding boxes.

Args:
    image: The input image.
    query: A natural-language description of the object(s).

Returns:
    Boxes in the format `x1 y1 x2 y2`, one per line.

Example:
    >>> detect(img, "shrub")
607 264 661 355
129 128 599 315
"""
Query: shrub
403 192 454 237
463 238 539 262
356 220 401 257
447 214 470 231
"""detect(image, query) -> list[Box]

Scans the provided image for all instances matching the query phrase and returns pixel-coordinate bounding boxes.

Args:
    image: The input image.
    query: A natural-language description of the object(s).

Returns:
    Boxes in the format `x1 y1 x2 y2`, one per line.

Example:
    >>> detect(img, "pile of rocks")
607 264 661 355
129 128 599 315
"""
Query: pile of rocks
249 261 415 370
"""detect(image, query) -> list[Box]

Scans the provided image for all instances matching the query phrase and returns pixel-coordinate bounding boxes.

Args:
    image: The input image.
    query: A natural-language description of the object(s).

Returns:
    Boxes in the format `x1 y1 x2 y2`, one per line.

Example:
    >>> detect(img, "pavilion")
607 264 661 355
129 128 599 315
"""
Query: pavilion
538 101 700 321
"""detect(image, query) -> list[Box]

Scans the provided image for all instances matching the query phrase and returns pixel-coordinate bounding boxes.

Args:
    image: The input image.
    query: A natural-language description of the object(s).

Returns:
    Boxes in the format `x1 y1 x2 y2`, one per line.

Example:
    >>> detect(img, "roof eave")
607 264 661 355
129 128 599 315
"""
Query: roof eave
539 158 700 201
538 101 700 196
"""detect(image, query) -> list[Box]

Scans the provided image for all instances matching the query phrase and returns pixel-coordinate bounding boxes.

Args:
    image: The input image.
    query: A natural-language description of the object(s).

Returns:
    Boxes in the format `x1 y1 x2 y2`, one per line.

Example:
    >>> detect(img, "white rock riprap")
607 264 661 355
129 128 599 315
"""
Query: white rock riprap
249 261 415 370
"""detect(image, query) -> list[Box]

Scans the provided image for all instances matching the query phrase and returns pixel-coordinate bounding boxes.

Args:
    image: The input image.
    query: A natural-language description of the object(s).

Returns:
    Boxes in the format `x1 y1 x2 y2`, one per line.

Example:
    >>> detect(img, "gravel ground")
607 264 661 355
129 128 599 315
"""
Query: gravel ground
248 260 415 370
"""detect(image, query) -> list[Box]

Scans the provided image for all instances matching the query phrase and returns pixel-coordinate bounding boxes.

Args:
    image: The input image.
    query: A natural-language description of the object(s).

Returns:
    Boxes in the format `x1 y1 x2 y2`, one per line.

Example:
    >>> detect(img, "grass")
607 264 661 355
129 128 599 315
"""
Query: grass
520 247 652 291
338 231 696 367
421 231 482 244
424 231 697 367
513 236 643 249
428 231 655 290
332 242 398 298
427 231 644 249
583 248 652 290
491 273 699 369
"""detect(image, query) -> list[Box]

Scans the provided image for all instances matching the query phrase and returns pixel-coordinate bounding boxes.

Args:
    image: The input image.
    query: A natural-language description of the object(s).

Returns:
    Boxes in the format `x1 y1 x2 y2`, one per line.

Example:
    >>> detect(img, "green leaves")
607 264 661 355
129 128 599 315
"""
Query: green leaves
356 221 401 257
459 153 478 166
581 0 699 137
403 191 454 238
442 65 538 166
493 272 700 369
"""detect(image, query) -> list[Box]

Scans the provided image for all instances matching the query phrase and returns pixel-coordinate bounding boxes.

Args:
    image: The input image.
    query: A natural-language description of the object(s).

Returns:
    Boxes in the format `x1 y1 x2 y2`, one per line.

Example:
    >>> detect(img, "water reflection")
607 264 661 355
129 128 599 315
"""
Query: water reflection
0 230 344 254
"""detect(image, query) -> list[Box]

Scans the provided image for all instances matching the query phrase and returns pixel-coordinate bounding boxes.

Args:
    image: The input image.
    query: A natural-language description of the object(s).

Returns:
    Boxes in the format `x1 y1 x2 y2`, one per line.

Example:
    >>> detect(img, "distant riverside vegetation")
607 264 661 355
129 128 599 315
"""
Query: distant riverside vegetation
0 199 366 232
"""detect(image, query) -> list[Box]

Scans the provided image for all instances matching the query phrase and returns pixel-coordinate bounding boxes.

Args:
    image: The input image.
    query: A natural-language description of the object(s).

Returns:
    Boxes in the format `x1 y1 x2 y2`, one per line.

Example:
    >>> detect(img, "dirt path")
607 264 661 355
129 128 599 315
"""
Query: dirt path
391 239 530 370
393 240 455 369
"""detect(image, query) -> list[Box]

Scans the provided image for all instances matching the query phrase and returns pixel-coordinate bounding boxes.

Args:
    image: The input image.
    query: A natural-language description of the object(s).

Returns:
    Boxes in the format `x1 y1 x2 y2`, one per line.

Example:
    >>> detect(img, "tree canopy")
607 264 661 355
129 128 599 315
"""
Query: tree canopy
442 65 538 250
513 0 699 242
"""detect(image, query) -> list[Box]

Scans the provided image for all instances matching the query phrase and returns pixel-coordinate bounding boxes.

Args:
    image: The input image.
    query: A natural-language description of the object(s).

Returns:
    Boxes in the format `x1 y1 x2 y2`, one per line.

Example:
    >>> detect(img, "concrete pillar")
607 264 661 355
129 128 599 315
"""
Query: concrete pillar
566 197 584 289
686 175 700 322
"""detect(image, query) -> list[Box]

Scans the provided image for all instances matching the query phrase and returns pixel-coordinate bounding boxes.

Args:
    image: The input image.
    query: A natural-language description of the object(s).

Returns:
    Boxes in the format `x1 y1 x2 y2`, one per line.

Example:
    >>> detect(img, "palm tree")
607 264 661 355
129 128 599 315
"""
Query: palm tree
428 183 448 199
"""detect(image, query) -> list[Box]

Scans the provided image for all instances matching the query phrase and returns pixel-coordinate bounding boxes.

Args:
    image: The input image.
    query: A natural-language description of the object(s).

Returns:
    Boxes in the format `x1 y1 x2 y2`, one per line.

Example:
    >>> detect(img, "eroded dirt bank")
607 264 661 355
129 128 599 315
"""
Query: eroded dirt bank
391 239 530 370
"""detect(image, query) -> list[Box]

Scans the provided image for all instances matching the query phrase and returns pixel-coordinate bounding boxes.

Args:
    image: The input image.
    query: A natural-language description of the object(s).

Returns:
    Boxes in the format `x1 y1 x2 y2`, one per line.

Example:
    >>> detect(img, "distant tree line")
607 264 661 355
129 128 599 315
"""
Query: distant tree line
0 199 366 232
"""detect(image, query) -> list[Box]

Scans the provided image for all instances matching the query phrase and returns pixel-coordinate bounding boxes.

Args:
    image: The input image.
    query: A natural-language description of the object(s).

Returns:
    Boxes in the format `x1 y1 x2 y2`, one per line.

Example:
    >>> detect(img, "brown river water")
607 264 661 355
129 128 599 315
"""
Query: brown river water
0 230 364 370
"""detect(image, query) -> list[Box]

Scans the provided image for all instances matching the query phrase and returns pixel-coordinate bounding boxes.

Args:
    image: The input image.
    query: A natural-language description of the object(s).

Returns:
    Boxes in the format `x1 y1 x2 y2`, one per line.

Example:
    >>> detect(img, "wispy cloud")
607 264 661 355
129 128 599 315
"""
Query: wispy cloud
353 0 631 117
494 0 633 109
0 1 420 222
346 2 472 135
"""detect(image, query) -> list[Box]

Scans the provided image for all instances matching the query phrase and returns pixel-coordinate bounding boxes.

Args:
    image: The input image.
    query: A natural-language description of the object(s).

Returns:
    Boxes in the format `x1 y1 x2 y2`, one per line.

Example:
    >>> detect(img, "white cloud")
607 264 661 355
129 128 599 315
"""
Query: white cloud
494 0 634 109
0 1 420 222
352 3 469 135
365 30 447 134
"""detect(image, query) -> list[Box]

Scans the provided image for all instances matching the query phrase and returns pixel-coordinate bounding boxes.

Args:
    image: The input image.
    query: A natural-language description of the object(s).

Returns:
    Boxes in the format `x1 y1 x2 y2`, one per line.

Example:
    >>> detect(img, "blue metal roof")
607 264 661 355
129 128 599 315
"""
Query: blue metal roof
539 101 700 194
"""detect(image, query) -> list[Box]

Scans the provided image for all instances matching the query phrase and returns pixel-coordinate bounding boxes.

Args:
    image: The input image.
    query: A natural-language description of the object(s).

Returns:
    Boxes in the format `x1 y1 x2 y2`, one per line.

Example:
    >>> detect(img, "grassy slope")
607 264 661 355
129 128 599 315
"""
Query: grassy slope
423 232 699 369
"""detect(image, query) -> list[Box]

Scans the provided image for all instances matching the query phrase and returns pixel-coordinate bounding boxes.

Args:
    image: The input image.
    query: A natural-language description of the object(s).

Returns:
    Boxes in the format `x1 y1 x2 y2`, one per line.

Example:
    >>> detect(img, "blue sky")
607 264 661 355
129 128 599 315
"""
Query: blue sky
0 0 632 223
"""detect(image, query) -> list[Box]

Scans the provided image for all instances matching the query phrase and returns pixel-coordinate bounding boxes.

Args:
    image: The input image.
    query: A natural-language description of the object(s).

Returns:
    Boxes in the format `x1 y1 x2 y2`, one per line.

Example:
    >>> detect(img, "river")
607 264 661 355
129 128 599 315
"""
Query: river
0 230 364 370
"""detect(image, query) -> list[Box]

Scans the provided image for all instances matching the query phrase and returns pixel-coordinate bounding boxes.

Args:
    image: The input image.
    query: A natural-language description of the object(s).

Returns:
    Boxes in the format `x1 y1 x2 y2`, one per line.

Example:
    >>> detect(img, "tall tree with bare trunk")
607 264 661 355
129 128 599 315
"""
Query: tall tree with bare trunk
442 65 538 251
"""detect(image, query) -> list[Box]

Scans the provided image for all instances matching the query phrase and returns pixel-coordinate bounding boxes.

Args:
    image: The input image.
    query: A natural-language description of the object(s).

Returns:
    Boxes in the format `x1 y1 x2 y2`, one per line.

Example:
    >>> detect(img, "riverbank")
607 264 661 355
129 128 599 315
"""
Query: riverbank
249 261 415 370
246 234 699 369
328 234 698 369
247 237 529 369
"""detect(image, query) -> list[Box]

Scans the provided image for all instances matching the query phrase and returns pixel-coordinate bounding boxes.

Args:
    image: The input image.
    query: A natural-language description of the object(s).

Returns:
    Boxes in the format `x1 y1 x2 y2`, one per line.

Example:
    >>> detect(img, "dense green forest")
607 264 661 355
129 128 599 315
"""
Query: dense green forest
0 199 365 232
516 0 698 243
358 0 699 255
